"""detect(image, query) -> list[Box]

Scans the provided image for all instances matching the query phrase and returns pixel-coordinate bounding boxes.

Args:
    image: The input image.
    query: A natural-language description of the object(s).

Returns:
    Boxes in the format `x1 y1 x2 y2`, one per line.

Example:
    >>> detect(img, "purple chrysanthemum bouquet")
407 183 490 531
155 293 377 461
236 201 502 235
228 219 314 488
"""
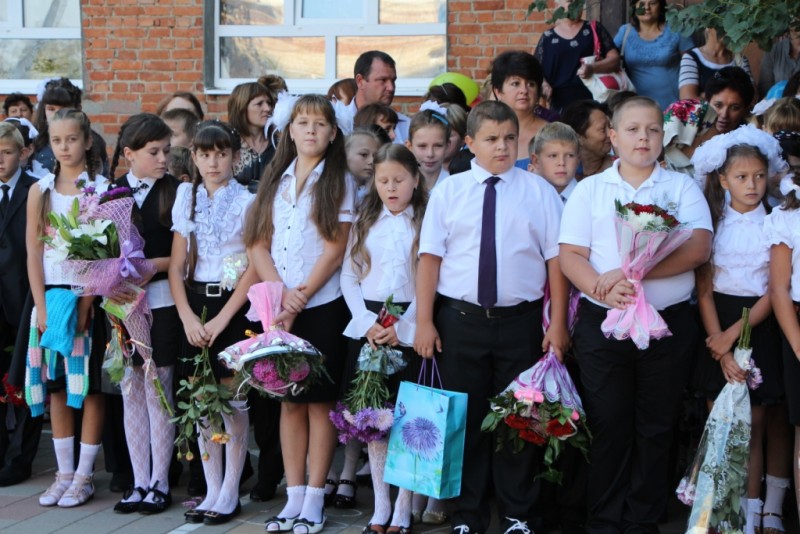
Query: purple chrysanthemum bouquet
329 295 407 443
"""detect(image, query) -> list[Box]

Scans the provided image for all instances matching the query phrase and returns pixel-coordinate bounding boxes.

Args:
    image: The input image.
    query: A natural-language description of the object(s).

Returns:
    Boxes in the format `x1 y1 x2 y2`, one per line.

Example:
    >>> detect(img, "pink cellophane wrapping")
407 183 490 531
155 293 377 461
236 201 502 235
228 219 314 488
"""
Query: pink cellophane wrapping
600 216 692 350
218 281 320 372
64 197 157 376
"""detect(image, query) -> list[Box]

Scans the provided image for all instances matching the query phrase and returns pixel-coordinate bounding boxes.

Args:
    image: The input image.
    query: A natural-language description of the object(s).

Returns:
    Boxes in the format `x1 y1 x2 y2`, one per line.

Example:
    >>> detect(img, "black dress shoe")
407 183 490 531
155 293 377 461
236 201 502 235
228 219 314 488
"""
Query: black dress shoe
184 508 208 523
333 479 357 508
203 501 241 525
187 470 206 497
109 471 133 493
138 485 172 515
113 487 147 514
250 480 277 501
0 467 31 487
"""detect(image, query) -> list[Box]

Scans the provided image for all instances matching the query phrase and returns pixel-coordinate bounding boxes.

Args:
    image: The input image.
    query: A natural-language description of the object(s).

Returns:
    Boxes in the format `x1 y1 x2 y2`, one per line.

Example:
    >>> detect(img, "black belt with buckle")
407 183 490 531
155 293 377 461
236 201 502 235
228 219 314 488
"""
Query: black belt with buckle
186 281 228 298
438 295 541 319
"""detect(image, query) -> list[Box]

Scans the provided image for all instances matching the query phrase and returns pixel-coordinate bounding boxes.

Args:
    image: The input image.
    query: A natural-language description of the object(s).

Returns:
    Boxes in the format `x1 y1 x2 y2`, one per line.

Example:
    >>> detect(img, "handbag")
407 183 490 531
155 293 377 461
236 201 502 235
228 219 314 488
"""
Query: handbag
383 359 467 499
580 20 636 102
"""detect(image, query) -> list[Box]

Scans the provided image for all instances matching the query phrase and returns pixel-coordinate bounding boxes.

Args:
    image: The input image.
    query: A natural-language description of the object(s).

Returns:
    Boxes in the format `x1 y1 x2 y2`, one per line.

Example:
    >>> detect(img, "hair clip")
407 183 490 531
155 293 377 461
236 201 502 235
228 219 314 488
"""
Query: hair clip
4 116 39 139
775 130 800 141
419 100 449 125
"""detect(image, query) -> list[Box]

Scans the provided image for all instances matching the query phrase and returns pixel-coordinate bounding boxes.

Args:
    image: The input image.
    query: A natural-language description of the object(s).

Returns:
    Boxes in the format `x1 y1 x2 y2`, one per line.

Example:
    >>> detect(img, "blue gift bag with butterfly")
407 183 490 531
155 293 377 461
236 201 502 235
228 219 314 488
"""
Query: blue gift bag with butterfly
384 359 467 499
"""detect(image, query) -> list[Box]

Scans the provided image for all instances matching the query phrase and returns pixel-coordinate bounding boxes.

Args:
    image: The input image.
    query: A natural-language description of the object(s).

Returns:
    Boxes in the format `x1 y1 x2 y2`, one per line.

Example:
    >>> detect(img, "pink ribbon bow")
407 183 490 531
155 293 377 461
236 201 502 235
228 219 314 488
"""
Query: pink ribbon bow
119 239 144 278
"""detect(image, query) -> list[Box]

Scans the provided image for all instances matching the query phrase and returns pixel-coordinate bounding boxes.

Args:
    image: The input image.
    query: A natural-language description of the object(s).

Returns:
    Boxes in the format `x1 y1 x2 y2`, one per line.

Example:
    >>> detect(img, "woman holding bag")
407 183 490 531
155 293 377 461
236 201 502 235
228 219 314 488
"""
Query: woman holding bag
534 0 620 112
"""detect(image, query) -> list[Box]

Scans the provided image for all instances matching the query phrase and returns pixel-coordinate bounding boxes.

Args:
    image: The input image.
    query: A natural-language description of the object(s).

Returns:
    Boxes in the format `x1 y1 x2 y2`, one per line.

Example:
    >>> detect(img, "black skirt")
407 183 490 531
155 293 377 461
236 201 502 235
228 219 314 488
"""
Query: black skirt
693 292 783 405
782 302 800 425
132 305 181 368
341 300 422 400
8 288 107 395
176 287 255 380
285 297 350 404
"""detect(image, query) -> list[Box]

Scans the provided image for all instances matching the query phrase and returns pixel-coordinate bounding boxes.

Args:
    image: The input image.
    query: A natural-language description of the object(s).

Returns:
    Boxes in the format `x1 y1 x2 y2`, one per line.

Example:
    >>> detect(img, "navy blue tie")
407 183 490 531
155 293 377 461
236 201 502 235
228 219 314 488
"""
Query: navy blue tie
0 185 9 221
478 176 500 309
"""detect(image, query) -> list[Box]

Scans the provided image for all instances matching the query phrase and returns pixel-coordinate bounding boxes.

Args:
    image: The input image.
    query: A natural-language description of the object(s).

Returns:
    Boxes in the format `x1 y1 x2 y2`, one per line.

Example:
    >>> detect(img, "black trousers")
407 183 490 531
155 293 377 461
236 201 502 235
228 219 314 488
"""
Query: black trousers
437 300 544 532
573 300 697 534
248 390 284 486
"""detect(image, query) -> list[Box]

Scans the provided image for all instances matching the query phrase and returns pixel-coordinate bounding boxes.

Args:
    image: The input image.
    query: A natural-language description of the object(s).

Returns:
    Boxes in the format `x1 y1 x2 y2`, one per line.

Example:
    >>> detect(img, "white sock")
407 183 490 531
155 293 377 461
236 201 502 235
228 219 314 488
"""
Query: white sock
299 486 325 524
336 440 360 498
196 418 223 511
368 440 392 526
391 489 413 528
53 436 75 475
272 485 305 526
764 475 790 530
209 400 248 514
144 366 175 502
75 442 101 477
356 454 371 476
745 498 762 534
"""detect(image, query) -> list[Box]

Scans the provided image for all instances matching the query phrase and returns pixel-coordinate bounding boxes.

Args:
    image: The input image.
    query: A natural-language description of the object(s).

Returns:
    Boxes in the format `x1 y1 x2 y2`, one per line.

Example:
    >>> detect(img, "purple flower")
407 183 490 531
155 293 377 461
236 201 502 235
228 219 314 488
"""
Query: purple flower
747 359 763 390
374 408 394 431
675 478 696 505
252 359 287 390
289 361 310 382
401 417 441 461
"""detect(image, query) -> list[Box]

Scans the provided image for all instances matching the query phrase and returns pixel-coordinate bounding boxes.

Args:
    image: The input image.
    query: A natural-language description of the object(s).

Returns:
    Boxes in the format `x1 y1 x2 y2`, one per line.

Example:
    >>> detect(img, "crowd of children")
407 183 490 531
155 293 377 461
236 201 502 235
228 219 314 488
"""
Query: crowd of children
2 47 800 534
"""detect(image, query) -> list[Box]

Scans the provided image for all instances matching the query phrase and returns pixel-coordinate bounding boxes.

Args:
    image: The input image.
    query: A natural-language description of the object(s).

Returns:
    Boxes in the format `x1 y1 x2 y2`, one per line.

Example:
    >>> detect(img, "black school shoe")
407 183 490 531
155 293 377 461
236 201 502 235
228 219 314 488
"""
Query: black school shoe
250 480 277 501
138 484 172 515
203 500 241 525
113 487 147 514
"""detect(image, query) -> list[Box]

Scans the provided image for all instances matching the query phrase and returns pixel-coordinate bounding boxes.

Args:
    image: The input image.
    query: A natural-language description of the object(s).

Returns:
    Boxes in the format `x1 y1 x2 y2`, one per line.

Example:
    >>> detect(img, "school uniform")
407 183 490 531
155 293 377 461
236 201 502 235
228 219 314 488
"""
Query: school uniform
559 178 577 203
341 205 420 390
764 206 800 424
270 158 355 403
0 169 43 485
559 160 712 532
419 160 563 532
694 204 782 403
172 179 255 379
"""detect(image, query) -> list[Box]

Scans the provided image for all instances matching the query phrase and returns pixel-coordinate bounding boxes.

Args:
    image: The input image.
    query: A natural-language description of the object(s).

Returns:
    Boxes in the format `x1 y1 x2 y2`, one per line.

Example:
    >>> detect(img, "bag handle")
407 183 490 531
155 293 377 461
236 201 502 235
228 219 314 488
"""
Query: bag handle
590 20 601 60
417 357 444 389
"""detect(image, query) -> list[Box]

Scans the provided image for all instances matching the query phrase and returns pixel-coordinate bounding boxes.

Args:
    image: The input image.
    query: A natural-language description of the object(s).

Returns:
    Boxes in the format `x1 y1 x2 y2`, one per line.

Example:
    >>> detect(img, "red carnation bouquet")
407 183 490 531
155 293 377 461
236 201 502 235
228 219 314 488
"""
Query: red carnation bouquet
600 200 692 350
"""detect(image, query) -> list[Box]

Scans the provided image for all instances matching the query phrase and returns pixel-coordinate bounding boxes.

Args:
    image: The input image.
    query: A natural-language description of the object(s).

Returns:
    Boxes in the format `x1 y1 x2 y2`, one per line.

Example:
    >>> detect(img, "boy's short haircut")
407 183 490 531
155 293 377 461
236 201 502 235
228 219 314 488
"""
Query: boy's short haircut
466 100 518 138
162 108 200 139
3 93 34 115
168 146 193 179
0 122 25 150
610 96 662 129
354 103 398 128
531 122 580 156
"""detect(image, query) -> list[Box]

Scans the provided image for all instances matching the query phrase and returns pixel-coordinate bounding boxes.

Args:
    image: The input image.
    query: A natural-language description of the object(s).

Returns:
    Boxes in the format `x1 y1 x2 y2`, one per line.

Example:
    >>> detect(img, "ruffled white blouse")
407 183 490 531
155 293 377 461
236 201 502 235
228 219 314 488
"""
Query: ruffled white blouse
39 172 109 285
270 158 355 309
764 206 800 301
341 205 417 346
171 180 254 283
712 203 769 297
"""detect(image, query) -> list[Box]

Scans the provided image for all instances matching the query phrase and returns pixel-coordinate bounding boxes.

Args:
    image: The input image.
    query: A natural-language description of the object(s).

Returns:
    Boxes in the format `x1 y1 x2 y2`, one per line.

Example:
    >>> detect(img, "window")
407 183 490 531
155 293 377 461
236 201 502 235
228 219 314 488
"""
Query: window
0 0 83 93
208 0 446 95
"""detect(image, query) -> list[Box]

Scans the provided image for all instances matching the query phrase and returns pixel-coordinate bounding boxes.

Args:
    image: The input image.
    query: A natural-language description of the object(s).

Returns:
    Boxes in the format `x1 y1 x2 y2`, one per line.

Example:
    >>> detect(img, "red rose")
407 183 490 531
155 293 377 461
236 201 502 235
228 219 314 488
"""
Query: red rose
672 105 690 122
546 419 576 438
504 414 530 431
519 428 547 445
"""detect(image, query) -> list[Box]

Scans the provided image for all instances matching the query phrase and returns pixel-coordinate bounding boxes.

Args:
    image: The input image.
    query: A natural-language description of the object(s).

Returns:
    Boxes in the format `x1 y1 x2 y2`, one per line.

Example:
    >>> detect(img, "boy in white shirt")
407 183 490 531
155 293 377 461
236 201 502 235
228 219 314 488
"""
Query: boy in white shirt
528 122 581 203
415 101 570 534
559 97 712 533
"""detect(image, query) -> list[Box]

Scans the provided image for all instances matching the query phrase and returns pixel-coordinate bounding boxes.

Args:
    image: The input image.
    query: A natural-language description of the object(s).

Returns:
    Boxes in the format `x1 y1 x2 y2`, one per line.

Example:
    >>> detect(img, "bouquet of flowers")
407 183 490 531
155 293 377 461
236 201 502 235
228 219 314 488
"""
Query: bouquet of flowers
219 281 328 398
481 281 589 483
600 200 693 350
329 295 407 444
677 308 761 534
172 307 233 460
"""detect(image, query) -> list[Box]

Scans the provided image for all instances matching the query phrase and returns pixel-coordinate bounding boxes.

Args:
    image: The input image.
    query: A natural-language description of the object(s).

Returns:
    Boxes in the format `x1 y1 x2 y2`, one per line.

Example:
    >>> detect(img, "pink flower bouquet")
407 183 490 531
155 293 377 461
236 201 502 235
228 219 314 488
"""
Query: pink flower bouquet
218 281 328 398
600 200 692 349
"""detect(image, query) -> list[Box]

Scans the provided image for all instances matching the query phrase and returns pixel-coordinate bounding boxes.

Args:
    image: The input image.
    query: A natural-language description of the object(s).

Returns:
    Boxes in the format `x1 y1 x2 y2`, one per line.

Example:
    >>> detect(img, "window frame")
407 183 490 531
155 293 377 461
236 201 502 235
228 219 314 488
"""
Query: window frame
204 0 446 96
0 0 83 94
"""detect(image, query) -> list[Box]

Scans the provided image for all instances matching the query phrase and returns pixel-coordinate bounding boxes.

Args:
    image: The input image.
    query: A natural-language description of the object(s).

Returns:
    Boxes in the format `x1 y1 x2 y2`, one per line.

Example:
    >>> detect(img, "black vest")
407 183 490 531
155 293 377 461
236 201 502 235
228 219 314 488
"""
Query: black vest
114 174 180 282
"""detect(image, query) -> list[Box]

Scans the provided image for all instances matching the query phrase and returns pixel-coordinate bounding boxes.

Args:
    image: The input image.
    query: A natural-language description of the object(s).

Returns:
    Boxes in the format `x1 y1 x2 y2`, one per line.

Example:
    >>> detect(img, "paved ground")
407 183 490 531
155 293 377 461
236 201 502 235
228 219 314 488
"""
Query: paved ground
0 423 797 533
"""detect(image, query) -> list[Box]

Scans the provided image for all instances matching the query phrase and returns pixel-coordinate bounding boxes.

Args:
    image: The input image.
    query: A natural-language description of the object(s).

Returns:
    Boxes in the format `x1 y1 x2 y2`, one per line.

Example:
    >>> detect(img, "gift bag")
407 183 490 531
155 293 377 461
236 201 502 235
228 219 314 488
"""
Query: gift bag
384 359 467 499
580 21 636 103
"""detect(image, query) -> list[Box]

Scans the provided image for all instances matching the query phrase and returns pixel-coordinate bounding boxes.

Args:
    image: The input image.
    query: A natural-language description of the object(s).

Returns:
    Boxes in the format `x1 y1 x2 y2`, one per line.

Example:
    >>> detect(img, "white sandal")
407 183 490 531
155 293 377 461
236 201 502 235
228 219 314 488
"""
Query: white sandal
39 471 74 506
57 472 95 507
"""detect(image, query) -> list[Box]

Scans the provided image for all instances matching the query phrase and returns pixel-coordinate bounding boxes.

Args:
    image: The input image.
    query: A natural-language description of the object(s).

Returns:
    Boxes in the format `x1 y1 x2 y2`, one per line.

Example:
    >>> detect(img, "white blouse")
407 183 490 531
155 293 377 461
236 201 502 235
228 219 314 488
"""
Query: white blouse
171 180 254 283
765 206 800 302
712 203 769 297
39 172 108 286
270 159 355 309
127 172 173 310
341 205 417 345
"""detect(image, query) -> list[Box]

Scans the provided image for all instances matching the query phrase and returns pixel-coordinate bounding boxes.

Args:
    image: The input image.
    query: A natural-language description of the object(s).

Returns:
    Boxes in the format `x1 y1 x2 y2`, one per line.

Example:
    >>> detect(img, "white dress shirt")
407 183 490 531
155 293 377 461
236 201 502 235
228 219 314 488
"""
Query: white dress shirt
765 206 800 301
127 172 173 309
559 160 713 310
712 203 769 297
341 205 417 345
171 180 254 283
420 160 563 306
559 178 578 202
270 158 356 309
